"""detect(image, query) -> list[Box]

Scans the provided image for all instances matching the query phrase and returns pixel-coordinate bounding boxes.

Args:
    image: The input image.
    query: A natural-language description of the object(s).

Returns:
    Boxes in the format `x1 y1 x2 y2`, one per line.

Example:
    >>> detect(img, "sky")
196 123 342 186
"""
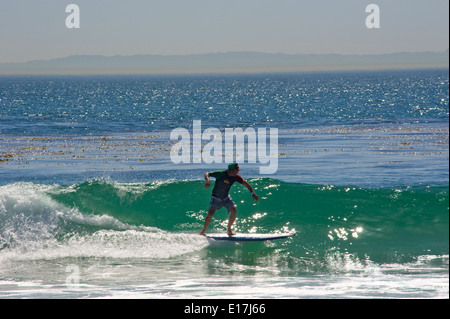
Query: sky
0 0 448 63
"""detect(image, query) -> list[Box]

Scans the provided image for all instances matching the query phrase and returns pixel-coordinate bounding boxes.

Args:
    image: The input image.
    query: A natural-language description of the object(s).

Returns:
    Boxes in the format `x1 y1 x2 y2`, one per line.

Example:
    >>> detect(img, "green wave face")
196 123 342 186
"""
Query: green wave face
1 179 448 274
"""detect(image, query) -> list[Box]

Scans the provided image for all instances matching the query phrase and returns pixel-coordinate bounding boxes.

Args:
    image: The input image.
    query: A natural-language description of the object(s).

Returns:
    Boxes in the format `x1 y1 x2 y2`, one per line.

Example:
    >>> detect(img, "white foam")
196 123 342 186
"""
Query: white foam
0 182 209 262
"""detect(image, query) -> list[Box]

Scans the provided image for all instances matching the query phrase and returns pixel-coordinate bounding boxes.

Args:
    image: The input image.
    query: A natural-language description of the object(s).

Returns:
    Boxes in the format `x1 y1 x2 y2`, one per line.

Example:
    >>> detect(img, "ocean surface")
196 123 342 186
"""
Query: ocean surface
0 69 448 299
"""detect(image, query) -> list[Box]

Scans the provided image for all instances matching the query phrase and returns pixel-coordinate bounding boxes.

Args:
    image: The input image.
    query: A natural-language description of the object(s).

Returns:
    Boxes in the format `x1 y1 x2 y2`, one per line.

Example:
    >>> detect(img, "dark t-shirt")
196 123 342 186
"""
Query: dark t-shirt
208 170 244 199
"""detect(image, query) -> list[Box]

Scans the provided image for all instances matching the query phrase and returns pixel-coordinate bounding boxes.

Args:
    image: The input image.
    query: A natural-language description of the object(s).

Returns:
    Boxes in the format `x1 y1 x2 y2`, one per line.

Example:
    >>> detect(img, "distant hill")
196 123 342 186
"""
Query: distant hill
0 50 448 75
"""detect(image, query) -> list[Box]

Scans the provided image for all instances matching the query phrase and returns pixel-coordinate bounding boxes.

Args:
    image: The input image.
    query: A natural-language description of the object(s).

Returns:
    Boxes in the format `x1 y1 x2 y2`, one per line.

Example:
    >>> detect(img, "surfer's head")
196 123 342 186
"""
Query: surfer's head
227 163 241 175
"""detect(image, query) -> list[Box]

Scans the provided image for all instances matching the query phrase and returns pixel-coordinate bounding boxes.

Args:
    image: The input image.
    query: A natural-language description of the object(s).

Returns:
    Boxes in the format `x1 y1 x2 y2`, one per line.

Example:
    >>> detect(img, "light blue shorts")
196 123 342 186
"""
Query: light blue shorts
209 195 236 211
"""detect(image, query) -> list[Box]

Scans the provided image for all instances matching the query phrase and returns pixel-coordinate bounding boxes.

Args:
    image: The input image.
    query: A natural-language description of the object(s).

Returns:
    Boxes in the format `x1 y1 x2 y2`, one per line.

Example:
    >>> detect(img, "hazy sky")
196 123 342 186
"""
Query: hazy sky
0 0 448 63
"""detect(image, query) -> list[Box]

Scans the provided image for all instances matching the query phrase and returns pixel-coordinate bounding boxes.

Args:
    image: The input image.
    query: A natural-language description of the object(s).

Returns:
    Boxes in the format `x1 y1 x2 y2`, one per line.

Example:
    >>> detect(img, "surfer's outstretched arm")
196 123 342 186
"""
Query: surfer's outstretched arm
242 180 259 202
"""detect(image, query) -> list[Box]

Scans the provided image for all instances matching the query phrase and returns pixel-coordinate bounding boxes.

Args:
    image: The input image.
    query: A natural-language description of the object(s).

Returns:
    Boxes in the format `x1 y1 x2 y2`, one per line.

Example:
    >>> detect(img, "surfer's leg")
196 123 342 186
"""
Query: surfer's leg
199 196 223 235
198 208 217 235
227 206 237 236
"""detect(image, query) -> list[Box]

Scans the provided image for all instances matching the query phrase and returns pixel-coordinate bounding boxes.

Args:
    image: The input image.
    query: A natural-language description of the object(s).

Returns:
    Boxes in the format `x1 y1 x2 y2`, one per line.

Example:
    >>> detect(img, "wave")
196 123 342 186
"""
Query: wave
0 179 448 268
0 182 209 262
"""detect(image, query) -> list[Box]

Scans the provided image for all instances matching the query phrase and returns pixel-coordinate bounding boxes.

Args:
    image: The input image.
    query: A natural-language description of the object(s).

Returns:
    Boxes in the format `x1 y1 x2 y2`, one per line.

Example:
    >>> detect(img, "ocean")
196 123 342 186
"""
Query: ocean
0 69 448 299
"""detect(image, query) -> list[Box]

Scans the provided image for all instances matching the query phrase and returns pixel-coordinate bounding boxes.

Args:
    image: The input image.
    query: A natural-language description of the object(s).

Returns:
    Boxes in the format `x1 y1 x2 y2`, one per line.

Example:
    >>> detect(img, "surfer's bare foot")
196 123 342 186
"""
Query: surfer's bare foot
198 231 206 236
227 230 236 236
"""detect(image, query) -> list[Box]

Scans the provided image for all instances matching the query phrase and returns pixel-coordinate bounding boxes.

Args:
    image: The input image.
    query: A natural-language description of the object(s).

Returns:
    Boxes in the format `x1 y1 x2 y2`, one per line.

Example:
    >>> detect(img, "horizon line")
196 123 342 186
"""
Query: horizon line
0 50 447 76
1 49 448 65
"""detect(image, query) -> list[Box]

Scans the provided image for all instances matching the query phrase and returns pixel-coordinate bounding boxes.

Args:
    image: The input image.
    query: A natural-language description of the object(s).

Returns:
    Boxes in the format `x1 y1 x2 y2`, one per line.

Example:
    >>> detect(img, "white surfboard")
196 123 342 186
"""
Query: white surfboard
206 232 296 242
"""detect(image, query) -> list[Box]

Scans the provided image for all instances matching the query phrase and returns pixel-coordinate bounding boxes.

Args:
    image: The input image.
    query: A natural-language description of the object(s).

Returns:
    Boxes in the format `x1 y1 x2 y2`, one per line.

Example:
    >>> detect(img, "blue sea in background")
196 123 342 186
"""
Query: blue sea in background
0 69 448 298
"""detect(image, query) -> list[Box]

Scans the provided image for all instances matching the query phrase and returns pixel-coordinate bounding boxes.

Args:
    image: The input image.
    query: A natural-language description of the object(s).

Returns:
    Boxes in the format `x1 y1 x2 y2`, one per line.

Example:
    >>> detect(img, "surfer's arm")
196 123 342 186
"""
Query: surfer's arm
242 180 259 202
204 172 211 188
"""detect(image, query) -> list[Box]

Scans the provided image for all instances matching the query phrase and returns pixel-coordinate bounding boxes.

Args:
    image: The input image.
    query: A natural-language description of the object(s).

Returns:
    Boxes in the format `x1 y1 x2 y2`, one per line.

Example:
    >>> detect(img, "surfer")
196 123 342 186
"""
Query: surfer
198 163 259 236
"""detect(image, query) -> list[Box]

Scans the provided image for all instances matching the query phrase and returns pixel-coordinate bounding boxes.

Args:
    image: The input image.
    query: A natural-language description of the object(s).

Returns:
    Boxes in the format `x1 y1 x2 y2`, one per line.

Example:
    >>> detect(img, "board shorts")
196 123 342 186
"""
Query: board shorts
209 195 236 212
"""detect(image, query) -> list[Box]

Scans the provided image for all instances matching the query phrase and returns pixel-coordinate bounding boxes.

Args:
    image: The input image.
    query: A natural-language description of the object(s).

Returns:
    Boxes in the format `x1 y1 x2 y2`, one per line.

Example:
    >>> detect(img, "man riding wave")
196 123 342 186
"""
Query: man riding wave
198 163 259 236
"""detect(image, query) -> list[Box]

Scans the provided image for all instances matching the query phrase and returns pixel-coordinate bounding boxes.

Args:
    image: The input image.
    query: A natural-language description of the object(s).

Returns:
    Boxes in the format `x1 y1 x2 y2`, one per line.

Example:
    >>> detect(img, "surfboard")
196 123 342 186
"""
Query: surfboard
206 232 296 242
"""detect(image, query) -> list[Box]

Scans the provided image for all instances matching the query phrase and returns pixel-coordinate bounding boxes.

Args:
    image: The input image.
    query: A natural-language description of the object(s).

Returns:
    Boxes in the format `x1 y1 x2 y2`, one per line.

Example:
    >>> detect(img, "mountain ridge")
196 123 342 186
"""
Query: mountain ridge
1 50 448 75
